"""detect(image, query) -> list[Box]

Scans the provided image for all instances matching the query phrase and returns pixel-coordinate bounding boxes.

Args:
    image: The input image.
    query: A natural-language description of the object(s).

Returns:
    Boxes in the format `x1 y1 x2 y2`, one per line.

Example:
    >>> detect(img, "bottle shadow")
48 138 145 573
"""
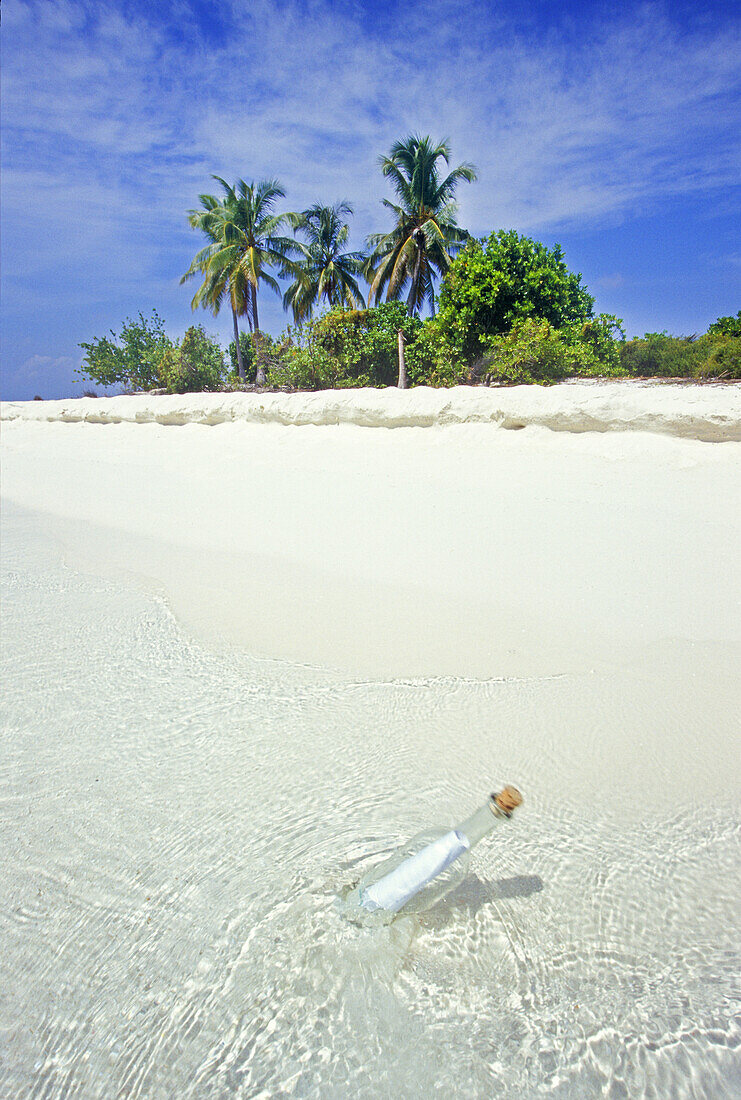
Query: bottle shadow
425 872 544 921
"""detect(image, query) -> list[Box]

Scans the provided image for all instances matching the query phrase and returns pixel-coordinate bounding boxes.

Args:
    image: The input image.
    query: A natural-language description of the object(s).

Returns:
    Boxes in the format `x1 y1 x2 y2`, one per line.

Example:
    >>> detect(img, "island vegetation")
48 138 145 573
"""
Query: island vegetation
78 134 740 394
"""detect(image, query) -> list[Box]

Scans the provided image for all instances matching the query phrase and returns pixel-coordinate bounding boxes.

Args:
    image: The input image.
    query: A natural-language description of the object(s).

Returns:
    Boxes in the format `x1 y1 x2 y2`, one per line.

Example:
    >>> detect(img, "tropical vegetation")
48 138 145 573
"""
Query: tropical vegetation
78 306 739 394
708 311 741 338
78 315 227 394
270 303 431 390
421 230 626 383
365 134 476 316
181 177 296 385
156 325 226 393
77 134 739 393
283 202 366 321
618 330 741 380
78 311 171 391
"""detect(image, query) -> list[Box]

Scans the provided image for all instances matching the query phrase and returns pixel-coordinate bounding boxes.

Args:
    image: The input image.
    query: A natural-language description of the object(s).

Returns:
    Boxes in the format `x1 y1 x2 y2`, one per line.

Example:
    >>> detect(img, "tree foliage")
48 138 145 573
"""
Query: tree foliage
283 202 366 321
707 311 741 338
78 311 172 391
432 230 597 370
181 188 252 368
366 134 476 316
182 184 261 381
182 177 296 385
271 303 432 390
158 326 226 393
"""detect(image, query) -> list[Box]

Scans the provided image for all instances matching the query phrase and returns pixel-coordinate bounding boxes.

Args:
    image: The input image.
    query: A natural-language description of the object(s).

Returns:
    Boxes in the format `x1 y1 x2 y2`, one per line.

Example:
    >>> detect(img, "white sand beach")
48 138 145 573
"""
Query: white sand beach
2 383 740 1097
2 384 740 681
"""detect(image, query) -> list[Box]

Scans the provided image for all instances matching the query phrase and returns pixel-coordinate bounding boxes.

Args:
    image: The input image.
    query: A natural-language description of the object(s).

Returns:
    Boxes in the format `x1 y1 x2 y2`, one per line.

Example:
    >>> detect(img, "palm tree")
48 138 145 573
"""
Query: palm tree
366 134 477 316
283 202 366 322
182 177 296 385
181 191 252 381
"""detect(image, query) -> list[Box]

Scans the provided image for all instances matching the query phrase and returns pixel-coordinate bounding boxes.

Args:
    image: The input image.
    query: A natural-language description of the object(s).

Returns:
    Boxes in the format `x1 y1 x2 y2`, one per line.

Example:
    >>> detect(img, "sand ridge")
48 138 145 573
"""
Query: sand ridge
3 381 741 441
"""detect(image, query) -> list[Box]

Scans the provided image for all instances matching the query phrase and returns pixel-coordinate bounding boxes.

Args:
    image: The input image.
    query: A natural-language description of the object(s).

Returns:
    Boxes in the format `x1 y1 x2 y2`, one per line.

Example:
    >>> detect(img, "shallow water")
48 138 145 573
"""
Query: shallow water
1 503 740 1098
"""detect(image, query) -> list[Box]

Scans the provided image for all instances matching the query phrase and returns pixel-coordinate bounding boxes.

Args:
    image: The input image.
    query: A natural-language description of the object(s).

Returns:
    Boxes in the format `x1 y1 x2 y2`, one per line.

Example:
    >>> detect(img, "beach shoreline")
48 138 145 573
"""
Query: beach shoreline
3 383 739 679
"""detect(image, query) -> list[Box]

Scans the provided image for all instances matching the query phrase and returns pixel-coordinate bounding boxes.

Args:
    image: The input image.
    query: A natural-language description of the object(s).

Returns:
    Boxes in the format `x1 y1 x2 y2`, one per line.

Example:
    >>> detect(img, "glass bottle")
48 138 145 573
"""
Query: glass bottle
341 787 522 924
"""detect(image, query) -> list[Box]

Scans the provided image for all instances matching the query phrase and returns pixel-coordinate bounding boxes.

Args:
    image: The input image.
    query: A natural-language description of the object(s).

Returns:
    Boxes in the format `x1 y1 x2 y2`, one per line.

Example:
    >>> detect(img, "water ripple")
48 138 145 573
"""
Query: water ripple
2 506 740 1098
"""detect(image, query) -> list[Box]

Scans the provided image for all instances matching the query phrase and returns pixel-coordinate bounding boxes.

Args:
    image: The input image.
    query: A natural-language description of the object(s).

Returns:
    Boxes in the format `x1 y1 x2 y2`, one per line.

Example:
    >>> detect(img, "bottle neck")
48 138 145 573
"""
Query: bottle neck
456 798 504 848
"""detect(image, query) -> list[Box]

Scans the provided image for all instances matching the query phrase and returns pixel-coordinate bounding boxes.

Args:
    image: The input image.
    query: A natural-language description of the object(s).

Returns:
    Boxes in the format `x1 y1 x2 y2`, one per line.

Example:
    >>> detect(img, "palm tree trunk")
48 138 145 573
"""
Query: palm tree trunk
408 236 424 316
232 308 245 383
252 284 267 387
397 330 408 389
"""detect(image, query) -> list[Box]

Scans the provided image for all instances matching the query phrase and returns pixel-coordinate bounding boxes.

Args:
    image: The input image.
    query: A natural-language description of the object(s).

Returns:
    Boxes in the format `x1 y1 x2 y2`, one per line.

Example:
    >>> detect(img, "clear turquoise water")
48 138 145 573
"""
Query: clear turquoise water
1 502 739 1098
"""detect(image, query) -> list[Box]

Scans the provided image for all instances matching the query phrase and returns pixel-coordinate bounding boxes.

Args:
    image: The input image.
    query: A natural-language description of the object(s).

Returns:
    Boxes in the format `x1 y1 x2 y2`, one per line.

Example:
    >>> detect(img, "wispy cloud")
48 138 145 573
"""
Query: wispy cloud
708 252 741 268
595 273 626 291
1 0 739 395
3 354 80 400
5 1 739 234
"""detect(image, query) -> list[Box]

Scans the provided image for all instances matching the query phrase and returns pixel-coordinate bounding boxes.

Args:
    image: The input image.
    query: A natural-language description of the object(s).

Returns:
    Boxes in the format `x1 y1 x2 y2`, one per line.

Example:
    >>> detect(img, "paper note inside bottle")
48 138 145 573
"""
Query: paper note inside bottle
359 829 470 912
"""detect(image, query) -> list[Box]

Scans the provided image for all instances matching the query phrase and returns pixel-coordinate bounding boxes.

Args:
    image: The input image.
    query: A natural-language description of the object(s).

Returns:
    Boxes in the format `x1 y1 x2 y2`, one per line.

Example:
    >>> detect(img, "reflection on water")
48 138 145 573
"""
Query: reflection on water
1 504 740 1099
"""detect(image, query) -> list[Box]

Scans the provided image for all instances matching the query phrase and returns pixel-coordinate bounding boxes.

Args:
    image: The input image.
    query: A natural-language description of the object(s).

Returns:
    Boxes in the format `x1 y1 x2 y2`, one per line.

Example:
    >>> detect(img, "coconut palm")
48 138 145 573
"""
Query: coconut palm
181 192 251 381
182 177 296 385
283 202 366 322
366 134 477 316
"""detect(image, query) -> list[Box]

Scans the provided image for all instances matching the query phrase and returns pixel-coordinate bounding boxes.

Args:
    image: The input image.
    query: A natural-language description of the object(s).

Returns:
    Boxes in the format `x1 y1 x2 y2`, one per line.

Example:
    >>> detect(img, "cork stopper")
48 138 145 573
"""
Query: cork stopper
493 786 523 815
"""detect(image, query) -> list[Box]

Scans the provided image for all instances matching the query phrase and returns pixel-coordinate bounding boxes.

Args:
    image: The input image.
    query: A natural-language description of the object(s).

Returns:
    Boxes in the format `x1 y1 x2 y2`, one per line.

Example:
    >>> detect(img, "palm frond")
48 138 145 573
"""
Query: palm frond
367 135 476 315
434 163 477 205
183 176 295 332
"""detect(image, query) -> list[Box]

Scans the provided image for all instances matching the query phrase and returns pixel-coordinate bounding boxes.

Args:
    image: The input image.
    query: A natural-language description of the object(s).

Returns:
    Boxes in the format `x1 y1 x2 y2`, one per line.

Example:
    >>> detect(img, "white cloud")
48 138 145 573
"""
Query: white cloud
4 0 739 240
595 273 626 291
3 353 81 400
1 0 739 391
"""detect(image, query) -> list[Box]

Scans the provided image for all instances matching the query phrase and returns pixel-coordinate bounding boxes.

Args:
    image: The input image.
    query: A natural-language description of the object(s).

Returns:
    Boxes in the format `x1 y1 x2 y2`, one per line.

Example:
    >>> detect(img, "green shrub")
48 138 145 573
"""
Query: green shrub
619 333 706 378
696 335 741 379
471 319 609 385
423 230 626 383
434 230 596 369
270 303 435 390
311 303 425 386
560 314 625 375
707 311 741 338
406 319 463 387
268 341 339 391
158 325 226 393
78 310 172 390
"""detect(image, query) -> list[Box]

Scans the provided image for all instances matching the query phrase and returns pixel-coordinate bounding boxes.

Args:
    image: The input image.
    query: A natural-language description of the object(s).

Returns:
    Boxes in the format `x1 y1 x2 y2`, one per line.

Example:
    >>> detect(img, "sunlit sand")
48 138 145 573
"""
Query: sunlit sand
2 384 739 1096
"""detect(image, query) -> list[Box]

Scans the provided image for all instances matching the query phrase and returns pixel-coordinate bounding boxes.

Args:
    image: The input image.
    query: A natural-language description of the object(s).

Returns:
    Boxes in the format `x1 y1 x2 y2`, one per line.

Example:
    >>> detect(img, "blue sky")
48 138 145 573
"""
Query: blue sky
2 0 739 399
